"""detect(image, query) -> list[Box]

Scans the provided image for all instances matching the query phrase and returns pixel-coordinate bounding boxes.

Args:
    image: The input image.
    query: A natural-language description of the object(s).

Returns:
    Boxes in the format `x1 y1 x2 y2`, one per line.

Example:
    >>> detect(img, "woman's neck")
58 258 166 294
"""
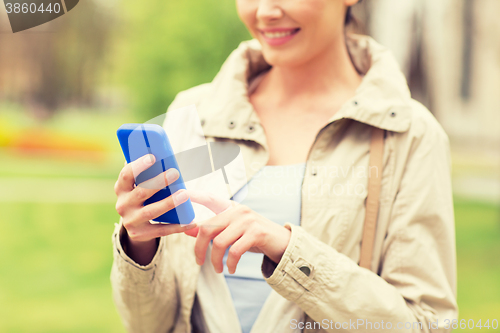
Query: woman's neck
259 36 362 105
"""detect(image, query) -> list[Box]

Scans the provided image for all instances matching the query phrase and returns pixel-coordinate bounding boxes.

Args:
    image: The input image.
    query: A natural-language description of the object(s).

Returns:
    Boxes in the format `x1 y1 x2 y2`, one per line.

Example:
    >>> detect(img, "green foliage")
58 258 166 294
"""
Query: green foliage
116 0 251 121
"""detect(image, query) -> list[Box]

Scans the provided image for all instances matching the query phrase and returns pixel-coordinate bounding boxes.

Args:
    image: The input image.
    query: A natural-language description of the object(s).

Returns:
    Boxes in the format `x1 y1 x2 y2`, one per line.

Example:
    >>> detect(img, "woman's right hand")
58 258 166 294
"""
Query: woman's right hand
114 154 197 265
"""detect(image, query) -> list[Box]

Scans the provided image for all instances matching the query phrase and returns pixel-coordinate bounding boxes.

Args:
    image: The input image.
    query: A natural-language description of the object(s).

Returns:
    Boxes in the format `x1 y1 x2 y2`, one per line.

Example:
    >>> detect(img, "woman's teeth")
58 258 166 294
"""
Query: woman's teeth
263 30 294 38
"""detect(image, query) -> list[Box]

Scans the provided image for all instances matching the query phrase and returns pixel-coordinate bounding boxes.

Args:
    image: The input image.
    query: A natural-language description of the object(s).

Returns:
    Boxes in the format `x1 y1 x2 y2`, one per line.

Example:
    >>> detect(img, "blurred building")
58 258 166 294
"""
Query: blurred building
352 0 500 202
365 0 500 151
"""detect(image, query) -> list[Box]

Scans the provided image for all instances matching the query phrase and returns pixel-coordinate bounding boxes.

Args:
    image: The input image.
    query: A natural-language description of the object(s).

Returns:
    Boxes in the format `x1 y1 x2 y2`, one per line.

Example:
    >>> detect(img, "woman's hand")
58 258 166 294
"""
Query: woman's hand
114 154 197 265
183 190 291 274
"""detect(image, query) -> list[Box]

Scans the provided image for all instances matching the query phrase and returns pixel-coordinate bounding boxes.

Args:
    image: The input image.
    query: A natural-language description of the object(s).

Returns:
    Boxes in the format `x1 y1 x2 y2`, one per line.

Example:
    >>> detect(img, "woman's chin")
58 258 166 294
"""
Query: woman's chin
260 47 307 68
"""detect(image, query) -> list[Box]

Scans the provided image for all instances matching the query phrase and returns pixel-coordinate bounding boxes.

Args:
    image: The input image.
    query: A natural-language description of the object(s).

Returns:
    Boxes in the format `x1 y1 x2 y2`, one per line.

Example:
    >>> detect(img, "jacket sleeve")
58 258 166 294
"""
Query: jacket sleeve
262 123 458 332
110 220 179 333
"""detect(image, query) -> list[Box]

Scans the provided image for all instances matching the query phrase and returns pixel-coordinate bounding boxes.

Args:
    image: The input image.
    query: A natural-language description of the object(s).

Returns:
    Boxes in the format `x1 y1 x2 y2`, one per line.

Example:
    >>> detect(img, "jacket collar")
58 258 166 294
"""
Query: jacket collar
198 35 412 146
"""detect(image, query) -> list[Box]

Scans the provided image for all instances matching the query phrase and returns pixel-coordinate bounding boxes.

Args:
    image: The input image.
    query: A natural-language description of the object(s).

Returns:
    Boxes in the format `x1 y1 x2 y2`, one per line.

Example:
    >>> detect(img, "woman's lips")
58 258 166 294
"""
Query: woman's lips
259 28 300 46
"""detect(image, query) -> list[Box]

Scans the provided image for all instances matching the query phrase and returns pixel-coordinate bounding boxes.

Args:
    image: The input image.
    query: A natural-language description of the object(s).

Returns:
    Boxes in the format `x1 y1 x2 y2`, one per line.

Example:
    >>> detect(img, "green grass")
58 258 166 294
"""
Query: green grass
0 108 129 332
0 202 125 333
455 198 500 329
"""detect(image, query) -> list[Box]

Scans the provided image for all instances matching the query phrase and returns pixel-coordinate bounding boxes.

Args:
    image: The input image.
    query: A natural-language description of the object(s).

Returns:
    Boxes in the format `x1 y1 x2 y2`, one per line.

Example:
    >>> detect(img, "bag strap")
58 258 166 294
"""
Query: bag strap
359 127 385 269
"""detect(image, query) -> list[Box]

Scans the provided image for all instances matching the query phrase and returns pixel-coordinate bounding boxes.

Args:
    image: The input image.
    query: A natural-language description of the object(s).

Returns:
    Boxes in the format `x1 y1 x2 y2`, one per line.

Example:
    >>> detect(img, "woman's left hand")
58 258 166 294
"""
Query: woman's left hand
183 190 291 274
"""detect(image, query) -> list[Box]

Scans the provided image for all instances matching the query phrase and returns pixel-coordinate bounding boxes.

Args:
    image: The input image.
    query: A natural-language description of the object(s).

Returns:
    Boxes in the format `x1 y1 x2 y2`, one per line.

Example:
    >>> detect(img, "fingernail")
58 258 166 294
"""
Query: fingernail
144 154 155 165
165 168 179 184
196 256 202 265
173 190 188 205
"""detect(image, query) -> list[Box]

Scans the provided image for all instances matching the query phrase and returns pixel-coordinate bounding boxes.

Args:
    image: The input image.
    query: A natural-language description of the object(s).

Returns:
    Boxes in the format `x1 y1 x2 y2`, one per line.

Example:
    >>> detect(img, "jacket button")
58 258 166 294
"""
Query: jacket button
228 120 236 129
299 265 311 276
390 111 397 117
200 119 206 126
246 123 256 133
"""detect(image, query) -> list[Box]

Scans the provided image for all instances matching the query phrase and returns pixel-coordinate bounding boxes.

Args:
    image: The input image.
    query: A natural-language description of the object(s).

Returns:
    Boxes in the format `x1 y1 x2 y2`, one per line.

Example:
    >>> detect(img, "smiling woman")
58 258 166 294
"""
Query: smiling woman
110 0 458 332
237 0 359 69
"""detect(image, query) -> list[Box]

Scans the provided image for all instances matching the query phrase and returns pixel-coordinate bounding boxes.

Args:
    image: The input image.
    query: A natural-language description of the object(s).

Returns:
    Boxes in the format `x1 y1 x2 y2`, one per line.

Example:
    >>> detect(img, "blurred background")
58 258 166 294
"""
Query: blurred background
0 0 498 332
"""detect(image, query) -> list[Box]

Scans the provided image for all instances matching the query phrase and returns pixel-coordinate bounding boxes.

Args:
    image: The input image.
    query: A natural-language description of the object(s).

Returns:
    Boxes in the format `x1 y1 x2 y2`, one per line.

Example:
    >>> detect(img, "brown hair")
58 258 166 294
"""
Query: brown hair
345 1 362 27
345 7 354 26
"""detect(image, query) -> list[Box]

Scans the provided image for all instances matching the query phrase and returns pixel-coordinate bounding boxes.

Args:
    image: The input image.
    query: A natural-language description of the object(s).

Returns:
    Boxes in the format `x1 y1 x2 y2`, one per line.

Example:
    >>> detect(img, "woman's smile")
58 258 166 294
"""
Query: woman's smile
258 27 300 46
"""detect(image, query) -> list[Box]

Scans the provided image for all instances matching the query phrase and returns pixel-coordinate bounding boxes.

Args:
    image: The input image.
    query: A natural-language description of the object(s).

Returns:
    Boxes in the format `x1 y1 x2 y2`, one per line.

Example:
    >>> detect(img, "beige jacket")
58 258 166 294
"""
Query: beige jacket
111 35 458 333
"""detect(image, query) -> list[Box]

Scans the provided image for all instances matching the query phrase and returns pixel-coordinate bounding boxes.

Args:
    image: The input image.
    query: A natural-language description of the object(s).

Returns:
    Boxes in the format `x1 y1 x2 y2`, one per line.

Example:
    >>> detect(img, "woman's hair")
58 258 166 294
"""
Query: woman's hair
345 1 362 27
345 7 354 26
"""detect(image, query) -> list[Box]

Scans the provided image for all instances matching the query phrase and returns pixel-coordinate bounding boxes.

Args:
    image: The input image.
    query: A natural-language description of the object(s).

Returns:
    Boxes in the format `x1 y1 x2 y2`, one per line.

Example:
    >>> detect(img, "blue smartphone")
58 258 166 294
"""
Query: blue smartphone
116 123 195 224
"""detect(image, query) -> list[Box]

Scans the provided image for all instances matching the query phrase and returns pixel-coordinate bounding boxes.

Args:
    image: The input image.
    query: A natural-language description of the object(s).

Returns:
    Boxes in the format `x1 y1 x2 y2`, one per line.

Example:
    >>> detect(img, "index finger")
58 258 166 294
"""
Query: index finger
182 190 235 238
115 154 156 194
185 189 234 214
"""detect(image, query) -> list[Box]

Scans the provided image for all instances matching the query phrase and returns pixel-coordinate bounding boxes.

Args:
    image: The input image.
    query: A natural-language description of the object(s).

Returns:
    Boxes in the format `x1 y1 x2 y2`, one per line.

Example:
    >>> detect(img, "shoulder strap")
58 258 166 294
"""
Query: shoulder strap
359 127 385 269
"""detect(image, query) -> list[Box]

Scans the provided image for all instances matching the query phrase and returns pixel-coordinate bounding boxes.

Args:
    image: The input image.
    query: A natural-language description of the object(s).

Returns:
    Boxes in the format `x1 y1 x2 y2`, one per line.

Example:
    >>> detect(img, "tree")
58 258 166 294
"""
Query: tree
115 0 250 121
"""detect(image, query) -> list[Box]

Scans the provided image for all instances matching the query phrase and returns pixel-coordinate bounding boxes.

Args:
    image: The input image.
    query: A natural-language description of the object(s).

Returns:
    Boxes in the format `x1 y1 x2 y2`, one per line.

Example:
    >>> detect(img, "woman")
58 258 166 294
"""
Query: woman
111 0 458 332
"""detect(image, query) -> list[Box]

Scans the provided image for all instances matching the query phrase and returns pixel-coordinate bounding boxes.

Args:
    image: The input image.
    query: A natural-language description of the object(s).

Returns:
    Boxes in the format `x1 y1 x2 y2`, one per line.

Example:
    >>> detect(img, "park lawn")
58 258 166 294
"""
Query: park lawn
454 198 500 328
0 202 125 333
0 198 498 332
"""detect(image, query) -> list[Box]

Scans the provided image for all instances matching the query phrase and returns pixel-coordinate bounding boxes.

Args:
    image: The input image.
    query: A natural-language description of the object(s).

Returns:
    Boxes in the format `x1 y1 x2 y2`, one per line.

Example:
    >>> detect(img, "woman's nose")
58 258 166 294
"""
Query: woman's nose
256 0 284 22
